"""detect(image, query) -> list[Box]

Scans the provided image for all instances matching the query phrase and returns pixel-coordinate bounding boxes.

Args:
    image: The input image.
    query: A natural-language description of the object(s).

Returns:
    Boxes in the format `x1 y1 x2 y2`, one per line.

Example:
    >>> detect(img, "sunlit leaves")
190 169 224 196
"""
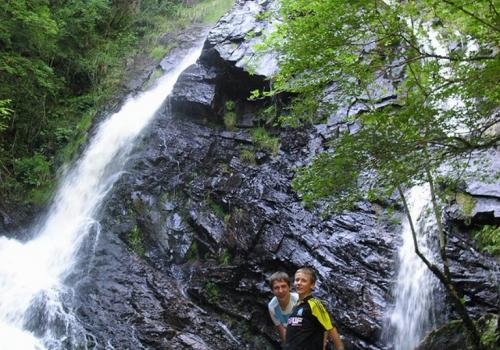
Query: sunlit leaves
268 0 499 211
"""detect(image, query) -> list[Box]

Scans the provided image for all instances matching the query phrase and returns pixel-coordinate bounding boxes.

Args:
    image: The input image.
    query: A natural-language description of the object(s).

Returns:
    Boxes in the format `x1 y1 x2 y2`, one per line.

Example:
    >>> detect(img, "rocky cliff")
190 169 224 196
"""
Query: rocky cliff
1 1 498 349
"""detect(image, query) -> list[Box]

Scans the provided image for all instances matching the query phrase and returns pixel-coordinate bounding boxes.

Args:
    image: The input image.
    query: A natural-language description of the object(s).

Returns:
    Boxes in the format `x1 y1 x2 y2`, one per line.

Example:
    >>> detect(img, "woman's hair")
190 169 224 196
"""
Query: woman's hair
268 271 291 288
295 266 317 284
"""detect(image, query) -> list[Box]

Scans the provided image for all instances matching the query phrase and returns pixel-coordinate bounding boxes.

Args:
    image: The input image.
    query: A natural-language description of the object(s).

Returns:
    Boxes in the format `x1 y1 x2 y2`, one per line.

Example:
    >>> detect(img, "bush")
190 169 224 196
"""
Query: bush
14 154 51 188
473 225 500 256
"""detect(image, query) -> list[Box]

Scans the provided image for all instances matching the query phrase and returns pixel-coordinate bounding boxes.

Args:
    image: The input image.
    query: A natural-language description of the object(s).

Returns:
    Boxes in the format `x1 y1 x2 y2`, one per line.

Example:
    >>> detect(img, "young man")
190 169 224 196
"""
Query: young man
285 267 345 350
268 271 299 346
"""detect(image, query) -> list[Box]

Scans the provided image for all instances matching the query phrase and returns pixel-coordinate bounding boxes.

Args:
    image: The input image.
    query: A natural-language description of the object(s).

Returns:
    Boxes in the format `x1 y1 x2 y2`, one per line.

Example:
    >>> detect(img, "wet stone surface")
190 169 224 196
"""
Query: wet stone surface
79 1 499 349
2 1 498 349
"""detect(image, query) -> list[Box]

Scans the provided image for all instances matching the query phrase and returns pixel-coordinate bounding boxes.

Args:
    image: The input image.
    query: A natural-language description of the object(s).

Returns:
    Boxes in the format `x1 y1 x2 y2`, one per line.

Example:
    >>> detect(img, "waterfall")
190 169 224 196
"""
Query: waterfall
387 185 442 350
0 45 203 350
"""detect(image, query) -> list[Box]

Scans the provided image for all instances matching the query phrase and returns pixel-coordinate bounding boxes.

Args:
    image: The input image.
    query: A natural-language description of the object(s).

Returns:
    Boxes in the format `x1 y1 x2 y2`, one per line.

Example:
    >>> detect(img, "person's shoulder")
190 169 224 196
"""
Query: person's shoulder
306 296 327 310
268 296 278 308
290 292 299 302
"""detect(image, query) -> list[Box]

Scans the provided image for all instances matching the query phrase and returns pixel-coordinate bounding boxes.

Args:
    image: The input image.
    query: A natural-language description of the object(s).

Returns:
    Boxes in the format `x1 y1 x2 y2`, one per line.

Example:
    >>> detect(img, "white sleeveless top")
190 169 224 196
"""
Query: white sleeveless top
268 292 299 326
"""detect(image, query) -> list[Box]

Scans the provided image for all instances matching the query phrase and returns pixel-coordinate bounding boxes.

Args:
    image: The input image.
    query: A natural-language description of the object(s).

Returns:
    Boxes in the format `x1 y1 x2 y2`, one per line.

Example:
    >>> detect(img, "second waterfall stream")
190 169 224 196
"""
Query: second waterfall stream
0 44 204 350
387 184 443 350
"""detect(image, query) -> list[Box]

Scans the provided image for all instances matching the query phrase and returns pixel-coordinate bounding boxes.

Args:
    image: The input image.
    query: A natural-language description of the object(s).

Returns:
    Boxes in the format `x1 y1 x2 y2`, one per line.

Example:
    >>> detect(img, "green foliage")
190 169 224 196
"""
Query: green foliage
0 0 236 205
209 199 226 219
255 10 272 22
0 99 12 132
473 225 500 256
385 205 402 226
240 148 256 164
268 0 499 211
251 127 280 155
14 153 51 188
267 2 498 345
456 193 477 216
223 100 237 130
293 150 362 210
479 315 499 349
191 0 235 24
128 225 145 256
186 240 199 261
150 45 170 60
219 248 232 266
204 280 220 303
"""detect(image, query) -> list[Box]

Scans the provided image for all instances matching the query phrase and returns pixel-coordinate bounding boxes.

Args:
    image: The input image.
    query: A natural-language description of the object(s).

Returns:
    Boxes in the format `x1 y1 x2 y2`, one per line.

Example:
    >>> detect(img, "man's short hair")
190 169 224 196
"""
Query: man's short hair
268 271 291 288
295 266 317 284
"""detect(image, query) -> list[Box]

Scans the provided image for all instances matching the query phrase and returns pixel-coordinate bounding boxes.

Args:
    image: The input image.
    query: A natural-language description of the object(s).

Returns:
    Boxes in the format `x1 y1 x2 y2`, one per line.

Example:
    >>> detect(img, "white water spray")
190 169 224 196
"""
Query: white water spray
388 185 441 350
0 45 203 350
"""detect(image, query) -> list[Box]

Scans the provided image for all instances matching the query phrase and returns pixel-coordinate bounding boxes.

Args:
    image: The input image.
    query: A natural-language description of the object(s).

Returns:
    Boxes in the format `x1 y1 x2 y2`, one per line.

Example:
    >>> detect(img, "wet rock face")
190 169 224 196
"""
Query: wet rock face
97 3 402 344
103 106 399 349
203 0 279 77
66 1 498 349
69 229 241 350
446 148 500 225
170 0 278 124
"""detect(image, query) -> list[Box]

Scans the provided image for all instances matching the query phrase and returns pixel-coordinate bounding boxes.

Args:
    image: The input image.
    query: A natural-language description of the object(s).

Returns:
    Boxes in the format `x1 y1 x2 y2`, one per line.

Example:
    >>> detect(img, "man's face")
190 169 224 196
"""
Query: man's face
294 272 315 297
272 279 291 300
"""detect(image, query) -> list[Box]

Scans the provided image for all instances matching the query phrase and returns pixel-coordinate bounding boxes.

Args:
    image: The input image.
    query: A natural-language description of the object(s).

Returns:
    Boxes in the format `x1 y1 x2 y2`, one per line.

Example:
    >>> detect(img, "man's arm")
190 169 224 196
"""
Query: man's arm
326 327 344 350
276 324 286 345
307 299 344 350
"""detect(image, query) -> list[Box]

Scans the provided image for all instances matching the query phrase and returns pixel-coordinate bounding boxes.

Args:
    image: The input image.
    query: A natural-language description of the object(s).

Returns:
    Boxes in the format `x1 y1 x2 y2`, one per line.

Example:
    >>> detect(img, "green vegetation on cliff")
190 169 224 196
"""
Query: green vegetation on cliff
0 0 234 205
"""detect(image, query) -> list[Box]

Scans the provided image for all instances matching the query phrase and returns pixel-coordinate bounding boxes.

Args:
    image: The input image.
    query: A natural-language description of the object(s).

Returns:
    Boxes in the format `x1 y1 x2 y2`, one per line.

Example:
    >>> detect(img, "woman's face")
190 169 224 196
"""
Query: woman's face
294 271 315 298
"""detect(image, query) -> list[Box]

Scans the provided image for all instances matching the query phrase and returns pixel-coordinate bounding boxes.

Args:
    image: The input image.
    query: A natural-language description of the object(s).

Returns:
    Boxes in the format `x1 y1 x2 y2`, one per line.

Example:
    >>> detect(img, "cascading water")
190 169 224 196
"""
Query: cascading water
387 185 442 350
0 44 203 350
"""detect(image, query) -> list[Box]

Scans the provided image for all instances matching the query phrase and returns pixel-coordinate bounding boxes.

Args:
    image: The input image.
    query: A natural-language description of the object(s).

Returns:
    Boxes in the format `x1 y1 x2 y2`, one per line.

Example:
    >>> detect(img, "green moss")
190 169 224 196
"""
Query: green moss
240 149 256 164
479 315 498 349
150 45 169 60
224 111 237 130
26 182 56 206
59 108 96 164
456 192 477 216
128 225 145 255
204 280 220 303
219 248 231 266
251 127 280 155
208 199 226 218
186 240 199 261
223 213 231 226
255 10 272 22
223 100 237 130
219 163 231 174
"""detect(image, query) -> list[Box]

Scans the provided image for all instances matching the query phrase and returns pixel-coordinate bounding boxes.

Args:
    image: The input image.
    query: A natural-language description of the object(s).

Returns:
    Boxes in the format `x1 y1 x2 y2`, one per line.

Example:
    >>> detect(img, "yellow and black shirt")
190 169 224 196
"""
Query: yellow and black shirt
284 295 336 350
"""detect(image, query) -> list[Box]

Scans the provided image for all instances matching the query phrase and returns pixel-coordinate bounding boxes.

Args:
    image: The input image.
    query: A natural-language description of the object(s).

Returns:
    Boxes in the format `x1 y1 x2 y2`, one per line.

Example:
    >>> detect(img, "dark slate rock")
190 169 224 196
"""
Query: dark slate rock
170 0 279 125
204 0 279 78
169 63 219 121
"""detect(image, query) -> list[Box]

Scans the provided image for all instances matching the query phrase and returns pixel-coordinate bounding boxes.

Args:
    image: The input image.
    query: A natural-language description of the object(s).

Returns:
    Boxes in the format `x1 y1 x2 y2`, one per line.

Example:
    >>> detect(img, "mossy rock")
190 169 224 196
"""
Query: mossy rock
416 314 498 350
